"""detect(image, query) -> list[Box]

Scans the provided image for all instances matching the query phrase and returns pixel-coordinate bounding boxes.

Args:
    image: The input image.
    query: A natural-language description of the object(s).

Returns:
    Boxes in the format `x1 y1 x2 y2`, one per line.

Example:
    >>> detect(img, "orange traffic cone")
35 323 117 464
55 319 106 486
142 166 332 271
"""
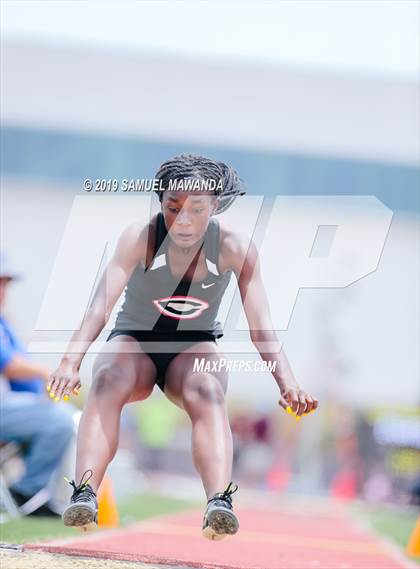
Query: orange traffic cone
97 476 120 528
406 517 420 557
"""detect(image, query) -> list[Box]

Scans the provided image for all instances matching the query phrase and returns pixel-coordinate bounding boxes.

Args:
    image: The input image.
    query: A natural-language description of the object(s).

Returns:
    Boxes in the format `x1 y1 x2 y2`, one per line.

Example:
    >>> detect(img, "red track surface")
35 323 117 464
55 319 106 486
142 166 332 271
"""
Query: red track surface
26 502 412 569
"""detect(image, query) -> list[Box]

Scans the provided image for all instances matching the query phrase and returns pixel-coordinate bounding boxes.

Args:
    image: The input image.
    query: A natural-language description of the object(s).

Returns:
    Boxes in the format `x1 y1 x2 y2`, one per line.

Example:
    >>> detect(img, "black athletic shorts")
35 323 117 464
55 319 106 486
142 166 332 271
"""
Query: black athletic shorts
106 330 218 392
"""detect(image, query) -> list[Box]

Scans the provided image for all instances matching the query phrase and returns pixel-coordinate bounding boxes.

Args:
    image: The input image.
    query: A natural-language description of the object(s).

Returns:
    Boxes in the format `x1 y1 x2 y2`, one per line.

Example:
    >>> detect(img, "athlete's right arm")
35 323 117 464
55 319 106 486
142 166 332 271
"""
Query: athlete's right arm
47 222 149 400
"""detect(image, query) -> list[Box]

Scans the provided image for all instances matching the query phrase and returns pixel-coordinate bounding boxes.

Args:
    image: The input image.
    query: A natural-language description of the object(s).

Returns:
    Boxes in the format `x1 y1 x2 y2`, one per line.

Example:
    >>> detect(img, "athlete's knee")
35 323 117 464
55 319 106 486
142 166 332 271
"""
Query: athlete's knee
182 372 225 406
92 365 132 399
131 379 154 401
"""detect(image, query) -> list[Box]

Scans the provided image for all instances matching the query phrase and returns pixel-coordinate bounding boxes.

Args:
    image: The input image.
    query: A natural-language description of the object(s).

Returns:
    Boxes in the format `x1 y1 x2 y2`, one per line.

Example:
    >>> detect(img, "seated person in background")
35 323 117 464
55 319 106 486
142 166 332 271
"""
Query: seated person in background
0 252 75 517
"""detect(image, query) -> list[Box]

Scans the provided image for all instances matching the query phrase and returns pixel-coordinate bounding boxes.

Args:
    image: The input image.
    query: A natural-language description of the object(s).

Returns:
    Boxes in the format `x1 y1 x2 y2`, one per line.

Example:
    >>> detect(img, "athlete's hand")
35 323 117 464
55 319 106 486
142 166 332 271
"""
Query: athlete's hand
47 362 81 402
278 384 318 417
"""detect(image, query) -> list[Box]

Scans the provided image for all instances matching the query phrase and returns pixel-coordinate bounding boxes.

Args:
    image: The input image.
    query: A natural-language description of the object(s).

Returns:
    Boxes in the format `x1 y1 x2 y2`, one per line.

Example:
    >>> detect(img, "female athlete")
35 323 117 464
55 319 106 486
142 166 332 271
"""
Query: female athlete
47 154 318 540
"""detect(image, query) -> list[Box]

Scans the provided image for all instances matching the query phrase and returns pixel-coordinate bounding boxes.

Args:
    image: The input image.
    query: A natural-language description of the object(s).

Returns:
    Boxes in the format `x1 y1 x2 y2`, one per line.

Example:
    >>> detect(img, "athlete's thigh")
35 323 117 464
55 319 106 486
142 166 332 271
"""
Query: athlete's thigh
92 335 157 402
164 341 228 409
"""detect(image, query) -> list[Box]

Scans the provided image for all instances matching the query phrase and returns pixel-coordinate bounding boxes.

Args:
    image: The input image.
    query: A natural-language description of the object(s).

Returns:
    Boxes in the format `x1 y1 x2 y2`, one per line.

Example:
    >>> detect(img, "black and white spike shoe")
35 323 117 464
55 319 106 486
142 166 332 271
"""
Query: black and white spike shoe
202 482 239 541
62 469 98 528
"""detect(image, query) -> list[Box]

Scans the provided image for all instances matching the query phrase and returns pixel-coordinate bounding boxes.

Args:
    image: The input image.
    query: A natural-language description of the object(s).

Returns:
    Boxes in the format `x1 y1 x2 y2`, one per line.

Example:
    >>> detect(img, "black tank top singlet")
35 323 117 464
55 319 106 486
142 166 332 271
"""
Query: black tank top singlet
114 213 232 337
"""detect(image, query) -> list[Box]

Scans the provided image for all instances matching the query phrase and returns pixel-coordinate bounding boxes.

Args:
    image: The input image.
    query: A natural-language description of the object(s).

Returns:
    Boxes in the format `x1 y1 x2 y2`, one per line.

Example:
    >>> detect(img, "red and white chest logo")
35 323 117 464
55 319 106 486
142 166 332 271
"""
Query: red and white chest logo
153 295 209 320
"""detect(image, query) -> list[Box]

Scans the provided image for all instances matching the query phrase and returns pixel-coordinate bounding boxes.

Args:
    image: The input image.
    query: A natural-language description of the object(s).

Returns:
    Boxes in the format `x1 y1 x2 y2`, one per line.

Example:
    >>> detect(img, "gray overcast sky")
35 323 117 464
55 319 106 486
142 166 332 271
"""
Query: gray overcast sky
1 0 419 80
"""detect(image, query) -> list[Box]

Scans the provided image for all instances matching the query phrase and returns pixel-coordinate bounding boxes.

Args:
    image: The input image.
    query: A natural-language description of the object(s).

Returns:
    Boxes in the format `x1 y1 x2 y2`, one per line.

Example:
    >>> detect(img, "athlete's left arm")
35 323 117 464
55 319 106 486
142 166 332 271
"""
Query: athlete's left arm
224 236 318 417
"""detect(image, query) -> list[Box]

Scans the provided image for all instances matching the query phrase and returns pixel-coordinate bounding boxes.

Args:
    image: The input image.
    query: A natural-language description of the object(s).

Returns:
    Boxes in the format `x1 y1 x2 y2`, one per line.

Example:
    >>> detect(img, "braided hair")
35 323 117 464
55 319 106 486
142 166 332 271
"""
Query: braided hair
154 154 246 214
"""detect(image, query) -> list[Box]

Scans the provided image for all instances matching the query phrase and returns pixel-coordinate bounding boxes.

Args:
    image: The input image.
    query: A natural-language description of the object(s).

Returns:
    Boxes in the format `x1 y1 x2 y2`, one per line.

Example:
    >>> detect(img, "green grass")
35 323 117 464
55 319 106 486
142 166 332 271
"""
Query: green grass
367 508 417 550
118 492 199 524
0 492 198 545
351 502 419 553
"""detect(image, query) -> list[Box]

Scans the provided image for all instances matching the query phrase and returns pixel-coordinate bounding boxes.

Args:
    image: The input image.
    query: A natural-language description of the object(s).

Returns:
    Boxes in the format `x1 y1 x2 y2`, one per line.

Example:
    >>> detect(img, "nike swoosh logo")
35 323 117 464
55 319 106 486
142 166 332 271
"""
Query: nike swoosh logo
201 282 215 289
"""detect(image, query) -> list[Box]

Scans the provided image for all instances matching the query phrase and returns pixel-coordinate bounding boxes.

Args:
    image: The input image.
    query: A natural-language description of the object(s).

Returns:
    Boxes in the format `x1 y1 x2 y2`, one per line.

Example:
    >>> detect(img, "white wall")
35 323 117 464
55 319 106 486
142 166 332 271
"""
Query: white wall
1 41 419 165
